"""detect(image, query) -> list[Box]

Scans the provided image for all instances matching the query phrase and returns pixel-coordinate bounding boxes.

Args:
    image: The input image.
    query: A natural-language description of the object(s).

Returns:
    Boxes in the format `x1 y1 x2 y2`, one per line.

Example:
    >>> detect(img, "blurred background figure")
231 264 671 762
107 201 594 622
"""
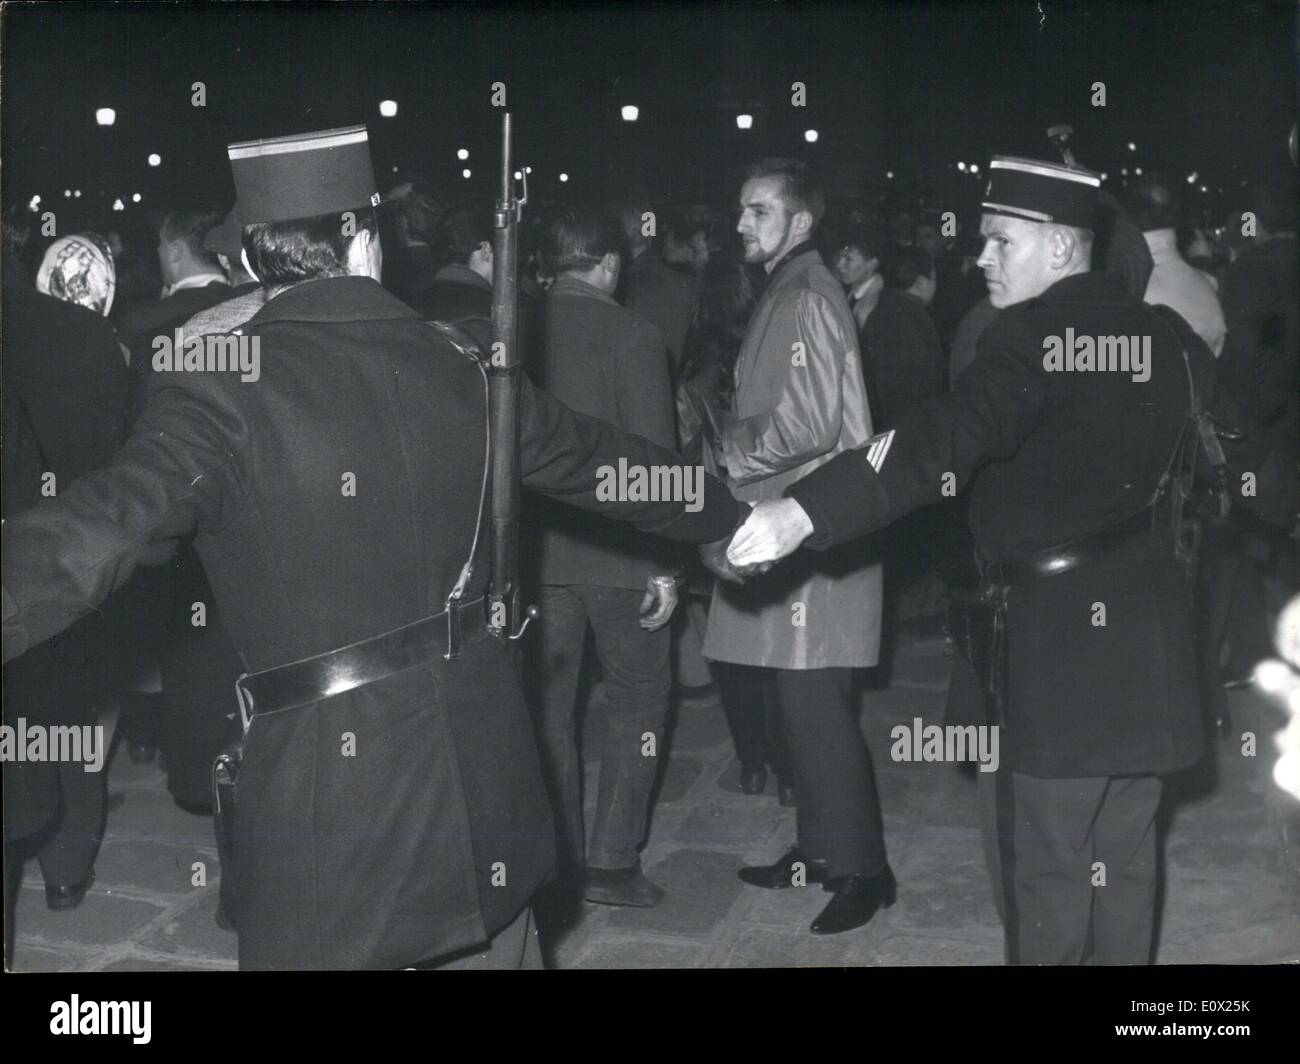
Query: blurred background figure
1122 176 1226 356
612 188 695 372
382 179 446 307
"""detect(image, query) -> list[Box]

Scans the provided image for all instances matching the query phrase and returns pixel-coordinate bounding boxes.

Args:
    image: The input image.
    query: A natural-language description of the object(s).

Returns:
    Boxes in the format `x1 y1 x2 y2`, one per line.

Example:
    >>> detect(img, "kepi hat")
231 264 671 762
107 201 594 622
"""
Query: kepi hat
227 125 381 225
982 156 1101 230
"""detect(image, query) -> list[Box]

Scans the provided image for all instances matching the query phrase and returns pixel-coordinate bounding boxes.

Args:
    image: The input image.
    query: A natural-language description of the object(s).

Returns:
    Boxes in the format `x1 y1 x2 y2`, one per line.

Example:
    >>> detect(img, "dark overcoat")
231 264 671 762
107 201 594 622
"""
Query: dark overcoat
788 270 1207 779
1 275 738 968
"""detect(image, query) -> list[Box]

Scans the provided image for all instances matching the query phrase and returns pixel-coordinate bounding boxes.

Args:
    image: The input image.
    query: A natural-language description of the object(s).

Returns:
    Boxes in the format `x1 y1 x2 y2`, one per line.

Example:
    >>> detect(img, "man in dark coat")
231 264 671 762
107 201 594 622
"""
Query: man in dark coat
529 203 681 909
613 192 695 371
726 157 1208 965
1 126 743 970
2 251 128 933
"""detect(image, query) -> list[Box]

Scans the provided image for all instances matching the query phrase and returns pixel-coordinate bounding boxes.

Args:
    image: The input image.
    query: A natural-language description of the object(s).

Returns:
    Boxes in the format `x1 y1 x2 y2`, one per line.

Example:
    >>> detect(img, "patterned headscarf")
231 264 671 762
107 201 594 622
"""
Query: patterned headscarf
36 233 117 316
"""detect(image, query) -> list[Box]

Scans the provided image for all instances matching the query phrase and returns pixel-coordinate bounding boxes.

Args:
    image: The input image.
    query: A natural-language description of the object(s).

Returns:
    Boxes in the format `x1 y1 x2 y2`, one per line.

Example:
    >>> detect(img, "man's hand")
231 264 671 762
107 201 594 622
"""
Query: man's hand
639 575 679 630
726 498 815 567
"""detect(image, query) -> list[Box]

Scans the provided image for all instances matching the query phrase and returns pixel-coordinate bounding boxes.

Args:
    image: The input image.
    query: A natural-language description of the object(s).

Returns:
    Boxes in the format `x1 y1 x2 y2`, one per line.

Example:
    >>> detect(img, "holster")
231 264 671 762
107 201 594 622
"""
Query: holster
946 580 1010 725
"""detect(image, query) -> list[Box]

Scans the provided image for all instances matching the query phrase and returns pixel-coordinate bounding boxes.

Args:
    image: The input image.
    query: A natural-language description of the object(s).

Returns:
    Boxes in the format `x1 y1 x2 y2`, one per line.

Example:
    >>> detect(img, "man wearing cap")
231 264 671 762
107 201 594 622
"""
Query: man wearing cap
1 125 745 970
725 156 1208 964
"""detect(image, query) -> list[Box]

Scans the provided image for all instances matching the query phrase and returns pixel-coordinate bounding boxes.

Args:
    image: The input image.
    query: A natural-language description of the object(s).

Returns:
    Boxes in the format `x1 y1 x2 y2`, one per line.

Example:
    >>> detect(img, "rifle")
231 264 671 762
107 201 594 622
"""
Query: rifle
487 111 538 641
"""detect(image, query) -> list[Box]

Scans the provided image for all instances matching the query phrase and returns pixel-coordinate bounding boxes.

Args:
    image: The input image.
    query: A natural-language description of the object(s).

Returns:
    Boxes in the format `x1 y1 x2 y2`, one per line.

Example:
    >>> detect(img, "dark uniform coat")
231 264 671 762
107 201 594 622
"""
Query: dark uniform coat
1 275 738 969
787 270 1207 779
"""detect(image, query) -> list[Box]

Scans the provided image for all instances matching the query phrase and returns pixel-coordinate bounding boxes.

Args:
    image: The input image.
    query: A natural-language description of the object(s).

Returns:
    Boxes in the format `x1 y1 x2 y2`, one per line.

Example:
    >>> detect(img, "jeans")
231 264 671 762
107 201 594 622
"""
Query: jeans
533 584 671 873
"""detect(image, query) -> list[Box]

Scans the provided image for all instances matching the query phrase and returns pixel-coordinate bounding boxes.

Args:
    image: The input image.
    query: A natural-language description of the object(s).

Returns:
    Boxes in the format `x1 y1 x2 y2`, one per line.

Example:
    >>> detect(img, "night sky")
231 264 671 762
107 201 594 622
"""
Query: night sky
2 0 1295 230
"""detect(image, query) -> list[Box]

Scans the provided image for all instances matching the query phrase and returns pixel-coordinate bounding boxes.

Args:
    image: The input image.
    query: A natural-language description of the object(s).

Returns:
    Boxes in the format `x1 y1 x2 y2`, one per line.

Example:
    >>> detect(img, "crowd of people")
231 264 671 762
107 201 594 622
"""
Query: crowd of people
2 122 1296 969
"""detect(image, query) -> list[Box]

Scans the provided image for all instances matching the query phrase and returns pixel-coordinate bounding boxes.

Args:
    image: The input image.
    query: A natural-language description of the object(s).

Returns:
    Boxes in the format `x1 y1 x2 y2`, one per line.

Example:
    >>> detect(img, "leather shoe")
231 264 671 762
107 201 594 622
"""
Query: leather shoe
777 778 796 807
740 762 767 795
584 863 665 908
45 872 94 911
738 846 828 890
810 866 896 935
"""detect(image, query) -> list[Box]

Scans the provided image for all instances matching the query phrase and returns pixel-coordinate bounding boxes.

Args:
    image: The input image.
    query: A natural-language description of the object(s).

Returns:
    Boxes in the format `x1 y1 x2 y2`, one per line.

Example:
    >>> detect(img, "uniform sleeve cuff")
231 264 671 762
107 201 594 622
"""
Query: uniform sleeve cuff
784 450 883 550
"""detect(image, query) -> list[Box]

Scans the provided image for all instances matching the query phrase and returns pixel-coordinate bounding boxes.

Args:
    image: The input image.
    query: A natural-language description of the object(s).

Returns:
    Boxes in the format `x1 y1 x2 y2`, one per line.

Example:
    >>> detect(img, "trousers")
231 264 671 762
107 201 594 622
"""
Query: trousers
778 666 887 879
979 769 1162 964
533 584 671 873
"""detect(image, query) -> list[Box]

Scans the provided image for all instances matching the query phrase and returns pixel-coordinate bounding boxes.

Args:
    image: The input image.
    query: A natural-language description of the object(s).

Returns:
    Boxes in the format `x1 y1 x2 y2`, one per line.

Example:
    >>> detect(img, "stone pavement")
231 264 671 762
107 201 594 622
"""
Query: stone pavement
8 631 1299 970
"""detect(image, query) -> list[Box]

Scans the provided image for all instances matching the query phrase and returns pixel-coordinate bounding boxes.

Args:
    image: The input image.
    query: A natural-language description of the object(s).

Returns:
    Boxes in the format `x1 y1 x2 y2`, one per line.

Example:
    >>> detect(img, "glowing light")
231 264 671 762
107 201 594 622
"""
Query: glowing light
1134 167 1143 176
621 105 639 122
969 164 979 175
957 161 967 172
64 189 72 198
736 114 753 130
148 153 161 167
1127 141 1136 151
73 189 82 198
1200 185 1208 193
112 198 125 212
95 107 116 126
27 195 40 211
559 173 569 183
132 192 142 203
524 165 532 174
1120 167 1128 176
1100 172 1108 182
379 100 398 118
804 129 818 143
457 148 469 160
513 170 522 180
461 168 472 180
885 171 894 180
1187 172 1198 184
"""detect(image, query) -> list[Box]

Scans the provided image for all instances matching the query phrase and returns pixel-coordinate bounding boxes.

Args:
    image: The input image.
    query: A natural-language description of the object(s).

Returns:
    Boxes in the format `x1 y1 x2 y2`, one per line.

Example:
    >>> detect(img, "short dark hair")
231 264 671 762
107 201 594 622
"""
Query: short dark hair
242 206 377 287
891 247 935 289
437 205 493 267
745 158 825 228
833 220 887 262
544 202 622 275
1121 178 1180 232
160 206 224 262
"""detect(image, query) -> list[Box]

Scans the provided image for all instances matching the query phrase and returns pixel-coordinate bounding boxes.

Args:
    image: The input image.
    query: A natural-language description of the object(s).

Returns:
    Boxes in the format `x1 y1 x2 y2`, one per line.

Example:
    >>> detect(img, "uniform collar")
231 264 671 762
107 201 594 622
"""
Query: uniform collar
1035 269 1129 308
245 275 419 329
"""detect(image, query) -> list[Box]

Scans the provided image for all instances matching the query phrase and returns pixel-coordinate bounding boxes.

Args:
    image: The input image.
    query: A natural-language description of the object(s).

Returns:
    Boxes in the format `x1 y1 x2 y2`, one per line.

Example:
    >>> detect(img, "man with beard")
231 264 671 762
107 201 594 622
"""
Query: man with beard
704 158 892 936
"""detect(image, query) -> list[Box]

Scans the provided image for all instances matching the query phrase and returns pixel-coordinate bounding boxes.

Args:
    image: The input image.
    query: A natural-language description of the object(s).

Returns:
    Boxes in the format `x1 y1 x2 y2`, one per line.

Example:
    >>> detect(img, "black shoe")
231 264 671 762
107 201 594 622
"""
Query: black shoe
777 778 797 808
738 846 828 890
740 762 768 795
45 872 94 911
583 863 665 908
810 866 896 935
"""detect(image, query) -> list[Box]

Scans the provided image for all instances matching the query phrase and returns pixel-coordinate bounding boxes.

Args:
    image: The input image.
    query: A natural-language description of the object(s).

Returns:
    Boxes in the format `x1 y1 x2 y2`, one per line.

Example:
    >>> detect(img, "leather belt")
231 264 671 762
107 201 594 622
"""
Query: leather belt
235 597 487 720
982 508 1154 586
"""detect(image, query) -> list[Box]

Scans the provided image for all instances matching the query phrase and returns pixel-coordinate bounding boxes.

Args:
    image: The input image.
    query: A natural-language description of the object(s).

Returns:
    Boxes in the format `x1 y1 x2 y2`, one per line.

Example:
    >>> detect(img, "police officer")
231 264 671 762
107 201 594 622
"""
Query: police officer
724 157 1208 965
1 126 744 970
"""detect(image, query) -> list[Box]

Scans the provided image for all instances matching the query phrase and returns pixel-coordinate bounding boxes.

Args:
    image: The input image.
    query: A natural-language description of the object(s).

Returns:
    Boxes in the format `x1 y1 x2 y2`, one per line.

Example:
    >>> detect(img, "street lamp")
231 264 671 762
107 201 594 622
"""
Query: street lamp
804 129 818 143
559 172 569 183
148 153 161 167
462 168 472 180
379 100 398 118
457 148 469 160
621 105 639 122
132 192 142 203
95 108 116 126
736 114 753 130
